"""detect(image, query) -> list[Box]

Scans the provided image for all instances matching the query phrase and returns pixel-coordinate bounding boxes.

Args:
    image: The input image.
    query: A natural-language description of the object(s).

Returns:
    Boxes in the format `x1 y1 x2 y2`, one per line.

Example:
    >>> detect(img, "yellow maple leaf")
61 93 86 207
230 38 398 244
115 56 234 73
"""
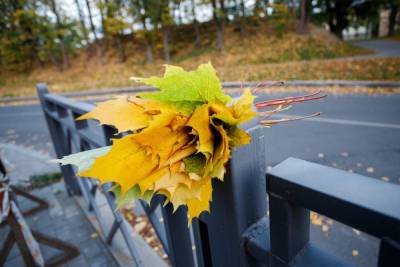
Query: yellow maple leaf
78 96 152 133
133 113 188 164
79 134 159 195
228 127 252 148
187 104 214 157
210 89 257 126
232 88 257 123
209 121 231 181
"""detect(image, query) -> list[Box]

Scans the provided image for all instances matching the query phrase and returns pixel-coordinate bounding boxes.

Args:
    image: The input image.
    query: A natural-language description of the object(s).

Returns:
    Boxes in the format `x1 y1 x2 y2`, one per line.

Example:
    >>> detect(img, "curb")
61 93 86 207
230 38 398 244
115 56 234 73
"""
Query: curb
1 80 400 103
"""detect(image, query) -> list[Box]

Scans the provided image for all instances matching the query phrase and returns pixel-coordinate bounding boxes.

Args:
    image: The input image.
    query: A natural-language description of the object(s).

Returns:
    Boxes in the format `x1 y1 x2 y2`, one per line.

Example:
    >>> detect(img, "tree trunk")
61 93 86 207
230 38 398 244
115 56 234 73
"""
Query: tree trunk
31 49 43 69
298 0 310 34
49 0 69 70
162 27 171 63
98 0 108 38
141 16 154 64
116 34 126 63
326 0 351 39
49 52 62 72
191 0 201 47
211 0 225 51
85 0 103 64
239 0 246 37
74 0 90 57
388 4 399 37
177 2 182 25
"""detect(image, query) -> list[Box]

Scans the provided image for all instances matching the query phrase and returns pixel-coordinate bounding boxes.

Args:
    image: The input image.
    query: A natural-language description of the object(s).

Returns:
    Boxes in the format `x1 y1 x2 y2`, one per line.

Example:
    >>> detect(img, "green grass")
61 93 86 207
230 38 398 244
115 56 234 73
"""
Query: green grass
28 172 62 188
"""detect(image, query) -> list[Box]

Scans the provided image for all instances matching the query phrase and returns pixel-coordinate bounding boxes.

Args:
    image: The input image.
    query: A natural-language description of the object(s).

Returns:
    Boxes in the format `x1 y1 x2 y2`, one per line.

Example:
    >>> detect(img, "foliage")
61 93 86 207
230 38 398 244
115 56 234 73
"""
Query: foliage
56 63 255 222
270 3 290 37
2 0 393 72
0 0 81 71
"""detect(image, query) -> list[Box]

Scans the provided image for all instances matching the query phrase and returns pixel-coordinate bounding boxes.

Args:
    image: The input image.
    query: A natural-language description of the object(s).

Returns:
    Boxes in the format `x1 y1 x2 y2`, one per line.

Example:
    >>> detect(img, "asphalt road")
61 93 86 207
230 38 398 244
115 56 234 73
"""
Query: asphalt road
352 39 400 58
1 91 400 266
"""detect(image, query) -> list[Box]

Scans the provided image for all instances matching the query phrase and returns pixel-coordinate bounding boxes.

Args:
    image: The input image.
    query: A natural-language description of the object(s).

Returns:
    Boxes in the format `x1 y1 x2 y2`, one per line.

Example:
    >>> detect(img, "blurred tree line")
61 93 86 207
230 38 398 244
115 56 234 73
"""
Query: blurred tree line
0 0 399 71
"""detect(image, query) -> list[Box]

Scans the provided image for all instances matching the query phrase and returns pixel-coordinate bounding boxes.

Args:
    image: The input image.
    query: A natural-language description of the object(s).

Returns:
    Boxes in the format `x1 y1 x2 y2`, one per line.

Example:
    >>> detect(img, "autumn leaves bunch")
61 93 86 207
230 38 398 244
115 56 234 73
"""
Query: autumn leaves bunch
55 62 325 222
56 63 257 221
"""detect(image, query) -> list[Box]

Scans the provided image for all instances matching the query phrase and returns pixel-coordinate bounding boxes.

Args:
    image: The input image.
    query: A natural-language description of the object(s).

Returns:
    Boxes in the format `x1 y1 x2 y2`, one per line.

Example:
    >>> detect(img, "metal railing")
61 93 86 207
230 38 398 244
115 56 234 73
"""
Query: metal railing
243 158 400 267
37 83 400 267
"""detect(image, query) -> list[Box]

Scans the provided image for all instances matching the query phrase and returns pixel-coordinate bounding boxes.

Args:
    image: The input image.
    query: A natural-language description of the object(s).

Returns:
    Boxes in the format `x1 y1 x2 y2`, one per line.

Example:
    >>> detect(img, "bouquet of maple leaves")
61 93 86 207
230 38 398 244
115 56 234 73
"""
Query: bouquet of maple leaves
55 63 325 222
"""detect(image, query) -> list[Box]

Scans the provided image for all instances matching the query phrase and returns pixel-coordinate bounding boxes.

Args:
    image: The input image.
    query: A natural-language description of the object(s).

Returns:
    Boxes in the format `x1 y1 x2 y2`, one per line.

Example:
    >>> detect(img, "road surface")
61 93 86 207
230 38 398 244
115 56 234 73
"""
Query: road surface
352 39 400 58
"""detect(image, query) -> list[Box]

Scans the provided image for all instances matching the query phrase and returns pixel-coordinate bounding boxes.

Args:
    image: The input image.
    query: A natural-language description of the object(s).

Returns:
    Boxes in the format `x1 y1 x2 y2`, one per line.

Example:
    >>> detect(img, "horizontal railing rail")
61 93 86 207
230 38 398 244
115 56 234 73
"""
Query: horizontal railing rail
243 157 400 267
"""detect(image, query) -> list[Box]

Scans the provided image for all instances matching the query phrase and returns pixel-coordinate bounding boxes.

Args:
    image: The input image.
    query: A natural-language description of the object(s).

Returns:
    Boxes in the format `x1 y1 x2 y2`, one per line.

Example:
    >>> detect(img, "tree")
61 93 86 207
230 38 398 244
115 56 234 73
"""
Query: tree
298 0 311 34
159 0 174 62
211 0 226 51
191 0 201 47
315 0 352 39
74 0 90 57
100 0 128 62
128 0 155 64
48 0 70 70
384 0 399 36
85 0 104 63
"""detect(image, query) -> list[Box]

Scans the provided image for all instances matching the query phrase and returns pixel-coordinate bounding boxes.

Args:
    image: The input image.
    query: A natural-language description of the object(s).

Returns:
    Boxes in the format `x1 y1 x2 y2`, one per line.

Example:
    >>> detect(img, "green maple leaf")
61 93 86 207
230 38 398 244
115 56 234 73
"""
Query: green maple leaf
183 153 206 176
112 184 154 208
133 62 232 113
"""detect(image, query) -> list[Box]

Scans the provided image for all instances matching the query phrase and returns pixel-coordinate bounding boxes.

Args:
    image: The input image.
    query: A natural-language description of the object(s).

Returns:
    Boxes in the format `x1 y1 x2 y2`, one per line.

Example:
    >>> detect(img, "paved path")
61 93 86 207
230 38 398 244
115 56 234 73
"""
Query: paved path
0 181 118 267
353 39 400 57
1 92 400 266
350 39 400 59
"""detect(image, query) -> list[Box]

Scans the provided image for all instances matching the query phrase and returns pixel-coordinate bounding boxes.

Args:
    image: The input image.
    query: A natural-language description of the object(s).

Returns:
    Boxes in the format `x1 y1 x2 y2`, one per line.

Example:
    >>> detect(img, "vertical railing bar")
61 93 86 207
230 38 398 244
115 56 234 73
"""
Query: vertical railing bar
160 203 196 267
37 83 81 195
138 199 169 254
101 125 143 266
76 138 110 237
101 185 143 266
106 219 122 244
192 218 217 267
81 178 108 236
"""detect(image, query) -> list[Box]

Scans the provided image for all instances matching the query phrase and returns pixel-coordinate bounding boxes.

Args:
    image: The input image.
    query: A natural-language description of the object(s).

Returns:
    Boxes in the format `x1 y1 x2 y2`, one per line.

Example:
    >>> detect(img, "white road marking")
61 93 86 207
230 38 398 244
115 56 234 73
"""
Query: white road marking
1 111 400 129
272 114 400 129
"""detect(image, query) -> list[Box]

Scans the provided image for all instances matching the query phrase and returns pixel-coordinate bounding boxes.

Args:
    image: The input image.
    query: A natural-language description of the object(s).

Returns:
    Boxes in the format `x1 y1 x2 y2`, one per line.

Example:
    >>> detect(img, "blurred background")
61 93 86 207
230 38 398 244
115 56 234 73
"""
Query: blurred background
0 0 399 96
0 1 399 267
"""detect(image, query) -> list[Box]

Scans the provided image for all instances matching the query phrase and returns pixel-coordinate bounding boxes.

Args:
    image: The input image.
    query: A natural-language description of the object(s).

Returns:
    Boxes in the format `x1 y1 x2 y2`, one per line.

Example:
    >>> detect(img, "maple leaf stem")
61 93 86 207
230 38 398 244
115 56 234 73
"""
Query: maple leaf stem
258 105 292 118
255 91 326 108
260 112 322 126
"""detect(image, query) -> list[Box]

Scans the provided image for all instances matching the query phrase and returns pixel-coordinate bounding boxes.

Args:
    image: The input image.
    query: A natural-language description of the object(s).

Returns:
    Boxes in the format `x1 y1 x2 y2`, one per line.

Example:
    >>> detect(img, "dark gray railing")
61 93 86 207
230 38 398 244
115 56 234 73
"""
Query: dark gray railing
243 158 400 267
37 83 400 267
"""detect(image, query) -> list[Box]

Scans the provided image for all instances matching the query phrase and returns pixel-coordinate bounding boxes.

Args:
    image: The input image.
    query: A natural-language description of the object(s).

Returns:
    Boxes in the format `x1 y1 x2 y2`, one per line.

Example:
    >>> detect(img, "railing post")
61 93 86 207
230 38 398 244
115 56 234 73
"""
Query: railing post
161 201 196 267
378 238 400 267
193 126 267 267
36 83 81 196
268 193 310 267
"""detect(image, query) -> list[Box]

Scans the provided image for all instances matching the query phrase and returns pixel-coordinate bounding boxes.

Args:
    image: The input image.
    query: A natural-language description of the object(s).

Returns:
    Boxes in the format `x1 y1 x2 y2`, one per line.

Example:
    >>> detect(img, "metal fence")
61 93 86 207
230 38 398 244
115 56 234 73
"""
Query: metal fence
37 83 400 267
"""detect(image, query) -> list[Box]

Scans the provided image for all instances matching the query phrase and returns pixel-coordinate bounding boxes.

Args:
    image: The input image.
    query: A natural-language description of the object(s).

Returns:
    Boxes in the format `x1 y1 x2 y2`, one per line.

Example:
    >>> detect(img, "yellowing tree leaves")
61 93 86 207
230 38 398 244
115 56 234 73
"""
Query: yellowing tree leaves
79 135 159 195
78 96 151 133
56 63 258 223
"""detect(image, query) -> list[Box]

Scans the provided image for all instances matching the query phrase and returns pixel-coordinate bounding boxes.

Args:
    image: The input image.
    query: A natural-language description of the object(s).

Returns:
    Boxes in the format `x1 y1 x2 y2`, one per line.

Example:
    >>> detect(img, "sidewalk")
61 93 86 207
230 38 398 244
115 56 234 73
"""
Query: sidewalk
0 143 119 267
